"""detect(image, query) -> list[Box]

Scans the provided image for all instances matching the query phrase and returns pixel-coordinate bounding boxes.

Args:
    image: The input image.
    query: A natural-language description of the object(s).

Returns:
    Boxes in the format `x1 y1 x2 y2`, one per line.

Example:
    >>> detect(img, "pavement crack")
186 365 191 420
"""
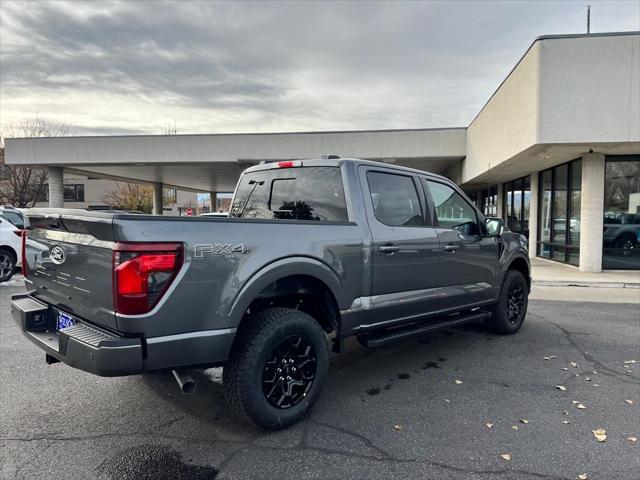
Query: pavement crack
307 418 394 460
303 419 568 479
541 316 640 385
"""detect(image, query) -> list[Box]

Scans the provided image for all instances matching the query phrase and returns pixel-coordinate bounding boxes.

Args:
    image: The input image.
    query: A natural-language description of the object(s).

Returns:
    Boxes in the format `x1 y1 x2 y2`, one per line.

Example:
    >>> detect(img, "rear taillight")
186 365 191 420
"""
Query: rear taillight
21 230 27 277
112 243 183 315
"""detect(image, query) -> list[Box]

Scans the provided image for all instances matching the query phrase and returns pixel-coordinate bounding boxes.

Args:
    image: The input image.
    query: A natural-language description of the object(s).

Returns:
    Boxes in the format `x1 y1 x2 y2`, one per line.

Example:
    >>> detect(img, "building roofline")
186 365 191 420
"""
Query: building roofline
468 30 640 128
4 126 467 142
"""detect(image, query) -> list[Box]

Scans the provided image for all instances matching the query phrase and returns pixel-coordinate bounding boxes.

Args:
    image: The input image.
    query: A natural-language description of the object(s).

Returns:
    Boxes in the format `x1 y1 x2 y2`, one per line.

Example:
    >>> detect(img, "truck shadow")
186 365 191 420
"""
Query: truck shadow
137 319 504 435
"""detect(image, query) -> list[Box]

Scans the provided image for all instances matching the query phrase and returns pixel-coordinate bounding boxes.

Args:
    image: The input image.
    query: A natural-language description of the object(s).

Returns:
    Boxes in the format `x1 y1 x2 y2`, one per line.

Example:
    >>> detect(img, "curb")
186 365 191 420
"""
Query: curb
533 280 640 289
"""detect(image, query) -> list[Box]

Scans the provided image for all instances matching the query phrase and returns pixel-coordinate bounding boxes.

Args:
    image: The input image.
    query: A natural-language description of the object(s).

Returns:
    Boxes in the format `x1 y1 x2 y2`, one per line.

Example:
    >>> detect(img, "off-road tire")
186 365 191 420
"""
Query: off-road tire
485 269 528 334
223 307 329 430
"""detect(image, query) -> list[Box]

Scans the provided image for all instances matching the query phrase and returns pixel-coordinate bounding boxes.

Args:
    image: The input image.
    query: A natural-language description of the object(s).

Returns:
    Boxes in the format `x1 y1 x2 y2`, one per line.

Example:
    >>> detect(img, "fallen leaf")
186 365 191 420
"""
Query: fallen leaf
572 400 580 405
500 453 511 461
562 367 569 371
577 403 586 410
624 399 634 405
544 355 557 360
511 425 519 430
570 362 579 368
486 423 494 429
585 377 591 381
592 371 598 374
562 420 570 424
573 373 580 377
593 384 599 387
393 425 402 431
520 419 529 424
627 436 637 442
444 399 450 403
624 360 637 364
592 428 607 442
578 474 588 480
556 385 567 391
563 411 570 416
454 379 463 385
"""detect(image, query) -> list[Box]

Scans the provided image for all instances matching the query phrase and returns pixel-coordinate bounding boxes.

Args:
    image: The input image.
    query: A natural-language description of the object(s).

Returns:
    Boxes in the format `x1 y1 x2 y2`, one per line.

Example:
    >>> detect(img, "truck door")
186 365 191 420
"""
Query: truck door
359 166 441 327
422 178 499 309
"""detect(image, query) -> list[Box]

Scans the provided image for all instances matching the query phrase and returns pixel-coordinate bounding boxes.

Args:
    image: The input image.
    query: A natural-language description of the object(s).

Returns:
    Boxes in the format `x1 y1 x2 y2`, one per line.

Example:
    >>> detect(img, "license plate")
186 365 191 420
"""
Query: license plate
56 311 77 330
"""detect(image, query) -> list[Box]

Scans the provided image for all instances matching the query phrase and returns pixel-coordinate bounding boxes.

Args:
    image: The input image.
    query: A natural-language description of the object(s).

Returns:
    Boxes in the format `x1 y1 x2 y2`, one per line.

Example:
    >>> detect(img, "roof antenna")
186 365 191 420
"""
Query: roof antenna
586 5 591 34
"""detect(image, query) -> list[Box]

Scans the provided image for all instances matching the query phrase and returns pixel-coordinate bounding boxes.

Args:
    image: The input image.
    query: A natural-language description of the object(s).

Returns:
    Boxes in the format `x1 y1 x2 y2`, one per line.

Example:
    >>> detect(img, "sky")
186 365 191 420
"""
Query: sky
0 0 638 136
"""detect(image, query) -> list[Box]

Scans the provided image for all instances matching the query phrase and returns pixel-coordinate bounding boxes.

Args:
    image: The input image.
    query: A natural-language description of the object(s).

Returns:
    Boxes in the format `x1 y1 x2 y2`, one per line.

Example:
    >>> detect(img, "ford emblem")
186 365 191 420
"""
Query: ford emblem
50 246 66 265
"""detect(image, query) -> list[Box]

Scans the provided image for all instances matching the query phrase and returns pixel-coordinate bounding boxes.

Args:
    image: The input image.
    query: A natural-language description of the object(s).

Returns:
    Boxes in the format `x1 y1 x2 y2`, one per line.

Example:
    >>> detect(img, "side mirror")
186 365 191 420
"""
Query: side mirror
485 217 504 237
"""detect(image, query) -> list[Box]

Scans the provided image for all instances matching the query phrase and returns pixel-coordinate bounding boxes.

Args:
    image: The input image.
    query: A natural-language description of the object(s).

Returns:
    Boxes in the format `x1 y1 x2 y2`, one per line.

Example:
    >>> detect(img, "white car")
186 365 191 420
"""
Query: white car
0 216 22 282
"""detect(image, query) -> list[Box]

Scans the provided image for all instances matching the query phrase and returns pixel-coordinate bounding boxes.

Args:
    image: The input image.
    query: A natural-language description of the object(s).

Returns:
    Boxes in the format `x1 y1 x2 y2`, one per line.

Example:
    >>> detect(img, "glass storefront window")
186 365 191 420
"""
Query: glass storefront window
503 176 530 238
540 170 552 253
465 186 498 217
603 156 640 270
537 159 582 265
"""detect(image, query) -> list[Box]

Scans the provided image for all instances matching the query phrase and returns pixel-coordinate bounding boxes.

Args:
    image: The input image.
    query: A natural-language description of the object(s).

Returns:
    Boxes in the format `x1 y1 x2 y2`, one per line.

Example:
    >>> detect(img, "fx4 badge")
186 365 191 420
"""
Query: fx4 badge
194 243 248 258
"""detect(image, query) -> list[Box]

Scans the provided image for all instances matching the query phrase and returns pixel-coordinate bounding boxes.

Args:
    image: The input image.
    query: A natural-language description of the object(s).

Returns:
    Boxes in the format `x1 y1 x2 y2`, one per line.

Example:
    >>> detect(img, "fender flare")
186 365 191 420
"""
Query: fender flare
227 256 349 327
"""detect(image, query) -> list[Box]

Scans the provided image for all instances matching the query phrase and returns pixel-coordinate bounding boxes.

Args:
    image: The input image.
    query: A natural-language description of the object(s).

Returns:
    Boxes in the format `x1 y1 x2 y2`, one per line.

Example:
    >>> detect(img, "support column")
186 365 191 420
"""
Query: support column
48 167 64 208
209 192 218 212
153 183 163 215
495 183 504 219
579 153 605 272
528 172 539 260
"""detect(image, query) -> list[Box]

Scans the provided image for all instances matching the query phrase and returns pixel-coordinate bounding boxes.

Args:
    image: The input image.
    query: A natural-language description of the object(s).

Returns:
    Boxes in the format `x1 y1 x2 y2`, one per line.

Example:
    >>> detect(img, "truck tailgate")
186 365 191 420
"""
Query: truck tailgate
24 210 117 329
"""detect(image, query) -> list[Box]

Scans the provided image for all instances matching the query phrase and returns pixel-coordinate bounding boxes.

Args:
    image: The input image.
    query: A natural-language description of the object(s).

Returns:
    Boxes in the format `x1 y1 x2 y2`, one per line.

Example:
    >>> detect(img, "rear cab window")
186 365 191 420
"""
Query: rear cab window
230 166 348 222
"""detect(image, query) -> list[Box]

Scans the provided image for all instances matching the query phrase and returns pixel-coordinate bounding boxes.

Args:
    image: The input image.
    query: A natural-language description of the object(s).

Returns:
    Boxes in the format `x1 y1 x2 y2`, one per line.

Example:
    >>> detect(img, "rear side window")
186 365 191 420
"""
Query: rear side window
367 171 423 227
230 167 348 221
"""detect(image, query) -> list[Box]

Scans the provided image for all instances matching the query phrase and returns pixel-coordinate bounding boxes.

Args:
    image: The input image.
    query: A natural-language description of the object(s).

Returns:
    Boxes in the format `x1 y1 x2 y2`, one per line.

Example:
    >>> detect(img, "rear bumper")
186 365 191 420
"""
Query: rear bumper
11 294 143 376
11 293 237 376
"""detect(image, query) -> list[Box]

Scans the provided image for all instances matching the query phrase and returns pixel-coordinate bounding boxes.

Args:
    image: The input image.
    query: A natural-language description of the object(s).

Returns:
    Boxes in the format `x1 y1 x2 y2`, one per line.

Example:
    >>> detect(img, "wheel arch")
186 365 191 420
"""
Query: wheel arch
0 245 18 263
227 257 349 333
506 255 531 290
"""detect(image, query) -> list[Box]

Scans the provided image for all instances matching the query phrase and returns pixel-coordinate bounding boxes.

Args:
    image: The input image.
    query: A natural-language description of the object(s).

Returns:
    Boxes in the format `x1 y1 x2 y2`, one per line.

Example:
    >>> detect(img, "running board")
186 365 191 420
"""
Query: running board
359 310 490 348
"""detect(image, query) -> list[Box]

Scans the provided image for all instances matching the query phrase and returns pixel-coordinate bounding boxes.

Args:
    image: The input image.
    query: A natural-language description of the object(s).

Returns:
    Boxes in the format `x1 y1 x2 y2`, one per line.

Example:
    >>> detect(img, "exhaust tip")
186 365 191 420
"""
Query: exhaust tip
181 379 196 395
172 369 197 395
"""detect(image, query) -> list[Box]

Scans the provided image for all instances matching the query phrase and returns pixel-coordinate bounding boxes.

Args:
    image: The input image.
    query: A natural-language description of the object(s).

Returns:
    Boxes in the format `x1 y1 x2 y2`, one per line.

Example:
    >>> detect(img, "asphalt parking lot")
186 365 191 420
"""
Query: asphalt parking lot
1 281 638 480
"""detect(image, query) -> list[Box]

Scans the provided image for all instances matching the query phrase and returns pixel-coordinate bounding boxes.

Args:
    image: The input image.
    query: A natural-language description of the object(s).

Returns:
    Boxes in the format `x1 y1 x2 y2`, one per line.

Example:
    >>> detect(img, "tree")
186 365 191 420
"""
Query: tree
102 183 154 213
0 118 71 207
101 183 176 214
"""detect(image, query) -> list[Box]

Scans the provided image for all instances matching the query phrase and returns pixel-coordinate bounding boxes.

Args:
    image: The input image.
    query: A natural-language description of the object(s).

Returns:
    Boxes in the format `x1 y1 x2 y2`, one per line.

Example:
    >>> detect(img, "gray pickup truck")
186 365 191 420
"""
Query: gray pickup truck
12 158 530 429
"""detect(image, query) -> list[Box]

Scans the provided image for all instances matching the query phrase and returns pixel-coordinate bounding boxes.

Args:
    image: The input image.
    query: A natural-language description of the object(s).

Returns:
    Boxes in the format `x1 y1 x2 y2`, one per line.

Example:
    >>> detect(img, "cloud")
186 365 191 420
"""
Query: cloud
1 0 638 135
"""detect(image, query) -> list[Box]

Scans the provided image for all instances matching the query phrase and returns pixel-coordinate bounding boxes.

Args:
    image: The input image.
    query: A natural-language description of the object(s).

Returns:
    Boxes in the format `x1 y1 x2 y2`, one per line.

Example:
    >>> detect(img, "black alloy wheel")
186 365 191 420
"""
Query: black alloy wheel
506 282 525 325
262 335 317 409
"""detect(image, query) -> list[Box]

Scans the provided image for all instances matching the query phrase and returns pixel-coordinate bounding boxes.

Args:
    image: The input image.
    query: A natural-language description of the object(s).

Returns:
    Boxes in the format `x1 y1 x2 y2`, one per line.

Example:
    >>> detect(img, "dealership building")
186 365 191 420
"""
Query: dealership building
5 31 640 272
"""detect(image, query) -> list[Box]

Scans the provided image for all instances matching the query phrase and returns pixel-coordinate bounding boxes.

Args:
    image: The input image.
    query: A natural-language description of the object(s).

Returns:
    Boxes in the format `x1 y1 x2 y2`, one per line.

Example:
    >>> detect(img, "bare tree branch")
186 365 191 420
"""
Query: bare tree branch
101 182 154 213
0 118 71 207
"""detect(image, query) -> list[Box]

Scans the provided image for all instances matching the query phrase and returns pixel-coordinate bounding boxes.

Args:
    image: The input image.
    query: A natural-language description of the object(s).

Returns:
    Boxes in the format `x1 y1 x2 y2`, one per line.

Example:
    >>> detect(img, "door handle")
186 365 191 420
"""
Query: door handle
443 244 458 253
378 245 400 254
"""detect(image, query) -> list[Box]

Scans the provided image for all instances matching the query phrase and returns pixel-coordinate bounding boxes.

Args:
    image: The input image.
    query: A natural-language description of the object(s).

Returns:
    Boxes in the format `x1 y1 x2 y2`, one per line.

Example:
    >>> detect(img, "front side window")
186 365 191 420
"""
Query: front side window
366 171 423 227
230 167 348 221
427 181 479 235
